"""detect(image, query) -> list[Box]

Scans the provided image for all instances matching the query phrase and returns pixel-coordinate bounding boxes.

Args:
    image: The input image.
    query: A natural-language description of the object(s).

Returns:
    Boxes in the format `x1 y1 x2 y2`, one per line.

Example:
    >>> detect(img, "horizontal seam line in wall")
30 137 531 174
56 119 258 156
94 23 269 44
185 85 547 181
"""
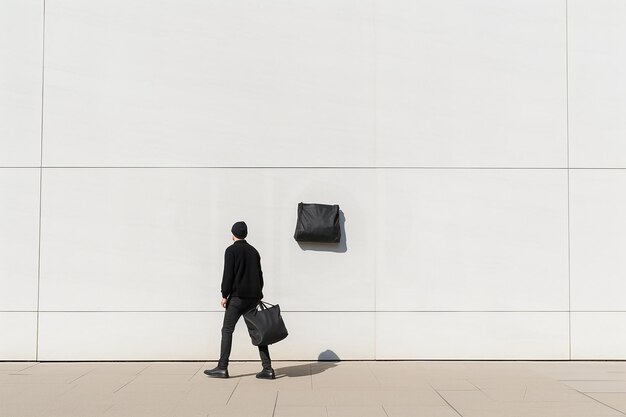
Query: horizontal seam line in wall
2 166 626 170
4 310 610 313
5 166 626 169
5 359 611 363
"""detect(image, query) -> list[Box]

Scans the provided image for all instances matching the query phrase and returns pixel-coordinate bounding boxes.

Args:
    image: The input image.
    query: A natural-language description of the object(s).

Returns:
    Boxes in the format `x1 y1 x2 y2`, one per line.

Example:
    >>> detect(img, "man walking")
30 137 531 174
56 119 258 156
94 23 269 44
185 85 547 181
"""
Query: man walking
205 221 275 380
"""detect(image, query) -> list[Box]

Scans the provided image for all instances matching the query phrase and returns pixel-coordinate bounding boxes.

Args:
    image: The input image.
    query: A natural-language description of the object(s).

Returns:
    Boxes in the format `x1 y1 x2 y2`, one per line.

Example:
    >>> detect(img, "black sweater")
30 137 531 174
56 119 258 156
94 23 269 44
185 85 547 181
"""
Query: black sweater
221 240 264 299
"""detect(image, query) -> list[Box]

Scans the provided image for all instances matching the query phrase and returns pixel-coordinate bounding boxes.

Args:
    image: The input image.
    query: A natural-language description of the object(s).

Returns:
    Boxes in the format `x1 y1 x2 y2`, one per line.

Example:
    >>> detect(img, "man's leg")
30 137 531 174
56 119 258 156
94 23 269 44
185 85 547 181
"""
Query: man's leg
218 297 243 369
256 345 275 379
258 345 271 370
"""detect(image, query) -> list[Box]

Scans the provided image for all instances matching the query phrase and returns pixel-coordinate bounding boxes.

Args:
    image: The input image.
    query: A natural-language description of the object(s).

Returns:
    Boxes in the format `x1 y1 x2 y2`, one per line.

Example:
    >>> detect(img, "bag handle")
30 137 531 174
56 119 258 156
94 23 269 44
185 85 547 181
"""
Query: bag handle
258 301 274 310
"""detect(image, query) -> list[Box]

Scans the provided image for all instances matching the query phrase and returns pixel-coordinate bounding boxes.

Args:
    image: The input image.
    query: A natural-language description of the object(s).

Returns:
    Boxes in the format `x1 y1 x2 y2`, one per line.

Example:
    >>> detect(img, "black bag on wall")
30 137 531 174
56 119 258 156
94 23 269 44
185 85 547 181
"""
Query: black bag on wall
293 202 341 243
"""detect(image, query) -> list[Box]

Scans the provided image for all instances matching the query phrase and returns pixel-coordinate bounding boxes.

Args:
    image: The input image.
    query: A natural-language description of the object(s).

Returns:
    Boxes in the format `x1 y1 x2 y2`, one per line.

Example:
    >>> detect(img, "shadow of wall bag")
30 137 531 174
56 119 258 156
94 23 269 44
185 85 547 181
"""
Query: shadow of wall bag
244 301 289 346
293 202 341 243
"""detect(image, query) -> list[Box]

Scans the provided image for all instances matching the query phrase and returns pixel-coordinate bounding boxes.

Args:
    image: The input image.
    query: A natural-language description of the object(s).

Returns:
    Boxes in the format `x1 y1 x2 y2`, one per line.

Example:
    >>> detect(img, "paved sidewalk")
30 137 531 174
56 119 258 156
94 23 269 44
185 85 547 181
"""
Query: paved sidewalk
2 361 626 417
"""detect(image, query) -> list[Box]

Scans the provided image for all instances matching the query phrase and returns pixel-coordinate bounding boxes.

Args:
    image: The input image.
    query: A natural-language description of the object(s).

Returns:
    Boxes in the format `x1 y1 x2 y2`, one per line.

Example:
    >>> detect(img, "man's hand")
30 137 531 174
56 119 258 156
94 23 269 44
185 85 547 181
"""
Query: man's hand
221 298 228 309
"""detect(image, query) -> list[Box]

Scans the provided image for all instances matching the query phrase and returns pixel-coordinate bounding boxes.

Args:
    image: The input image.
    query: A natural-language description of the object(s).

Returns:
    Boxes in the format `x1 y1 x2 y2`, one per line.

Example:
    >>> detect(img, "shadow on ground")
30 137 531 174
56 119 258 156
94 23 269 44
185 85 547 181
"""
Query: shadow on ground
232 349 340 378
274 349 340 379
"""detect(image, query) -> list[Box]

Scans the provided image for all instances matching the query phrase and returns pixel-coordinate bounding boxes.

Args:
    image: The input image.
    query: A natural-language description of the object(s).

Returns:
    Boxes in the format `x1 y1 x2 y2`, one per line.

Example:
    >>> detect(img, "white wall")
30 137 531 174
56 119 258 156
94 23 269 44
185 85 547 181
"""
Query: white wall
1 0 625 360
0 0 42 361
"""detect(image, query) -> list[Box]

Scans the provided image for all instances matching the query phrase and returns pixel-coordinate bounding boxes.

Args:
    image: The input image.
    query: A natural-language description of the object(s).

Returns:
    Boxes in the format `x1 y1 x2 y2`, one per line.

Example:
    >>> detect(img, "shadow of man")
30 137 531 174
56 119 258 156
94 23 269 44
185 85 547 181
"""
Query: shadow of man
273 349 340 379
232 350 341 379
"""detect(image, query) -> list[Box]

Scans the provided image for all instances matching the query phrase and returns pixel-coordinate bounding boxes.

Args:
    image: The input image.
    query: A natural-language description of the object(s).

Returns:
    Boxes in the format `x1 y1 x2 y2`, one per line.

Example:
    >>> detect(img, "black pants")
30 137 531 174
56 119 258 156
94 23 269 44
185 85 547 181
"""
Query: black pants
218 296 271 370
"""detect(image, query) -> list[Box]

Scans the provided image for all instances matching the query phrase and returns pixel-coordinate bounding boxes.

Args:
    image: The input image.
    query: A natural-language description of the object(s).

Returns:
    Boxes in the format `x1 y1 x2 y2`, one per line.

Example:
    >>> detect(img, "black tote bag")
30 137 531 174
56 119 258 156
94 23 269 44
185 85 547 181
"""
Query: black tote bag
293 202 341 243
243 301 288 346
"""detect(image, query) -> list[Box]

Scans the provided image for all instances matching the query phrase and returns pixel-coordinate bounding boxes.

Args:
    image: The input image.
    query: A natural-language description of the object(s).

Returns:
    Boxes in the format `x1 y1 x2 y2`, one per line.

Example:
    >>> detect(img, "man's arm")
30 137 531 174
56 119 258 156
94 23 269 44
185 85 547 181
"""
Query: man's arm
221 249 234 299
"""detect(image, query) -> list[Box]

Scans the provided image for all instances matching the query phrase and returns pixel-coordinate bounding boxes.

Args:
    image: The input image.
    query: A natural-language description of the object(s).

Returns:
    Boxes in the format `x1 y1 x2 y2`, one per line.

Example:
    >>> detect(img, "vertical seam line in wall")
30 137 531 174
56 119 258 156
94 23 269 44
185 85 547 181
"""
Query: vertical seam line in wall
372 0 377 361
565 0 572 360
36 0 46 361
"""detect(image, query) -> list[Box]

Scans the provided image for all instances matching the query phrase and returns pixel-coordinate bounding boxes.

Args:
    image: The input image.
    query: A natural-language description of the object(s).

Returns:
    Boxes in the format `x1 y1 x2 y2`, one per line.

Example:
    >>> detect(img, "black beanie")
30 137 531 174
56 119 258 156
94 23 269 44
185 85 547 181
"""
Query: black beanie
231 221 248 239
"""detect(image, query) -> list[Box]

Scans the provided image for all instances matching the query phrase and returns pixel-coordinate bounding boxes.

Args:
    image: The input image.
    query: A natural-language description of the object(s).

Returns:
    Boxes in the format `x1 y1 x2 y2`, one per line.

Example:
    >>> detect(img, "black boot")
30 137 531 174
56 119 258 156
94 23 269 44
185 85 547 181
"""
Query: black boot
256 368 275 380
204 366 229 378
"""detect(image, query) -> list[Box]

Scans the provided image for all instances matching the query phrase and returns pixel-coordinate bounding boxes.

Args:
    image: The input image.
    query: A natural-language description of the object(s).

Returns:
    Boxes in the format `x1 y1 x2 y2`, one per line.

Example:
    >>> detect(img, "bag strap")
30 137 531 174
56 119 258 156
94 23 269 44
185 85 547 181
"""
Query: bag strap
258 301 274 310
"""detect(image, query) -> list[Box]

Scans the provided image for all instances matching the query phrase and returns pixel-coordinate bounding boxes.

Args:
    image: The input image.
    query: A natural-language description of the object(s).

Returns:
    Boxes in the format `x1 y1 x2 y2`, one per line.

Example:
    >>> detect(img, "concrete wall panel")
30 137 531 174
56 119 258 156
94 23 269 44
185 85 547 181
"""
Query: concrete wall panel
570 170 626 311
569 0 626 167
0 0 43 166
376 169 569 311
0 169 40 311
375 0 566 167
39 168 375 312
0 313 38 360
377 312 569 359
42 0 375 167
